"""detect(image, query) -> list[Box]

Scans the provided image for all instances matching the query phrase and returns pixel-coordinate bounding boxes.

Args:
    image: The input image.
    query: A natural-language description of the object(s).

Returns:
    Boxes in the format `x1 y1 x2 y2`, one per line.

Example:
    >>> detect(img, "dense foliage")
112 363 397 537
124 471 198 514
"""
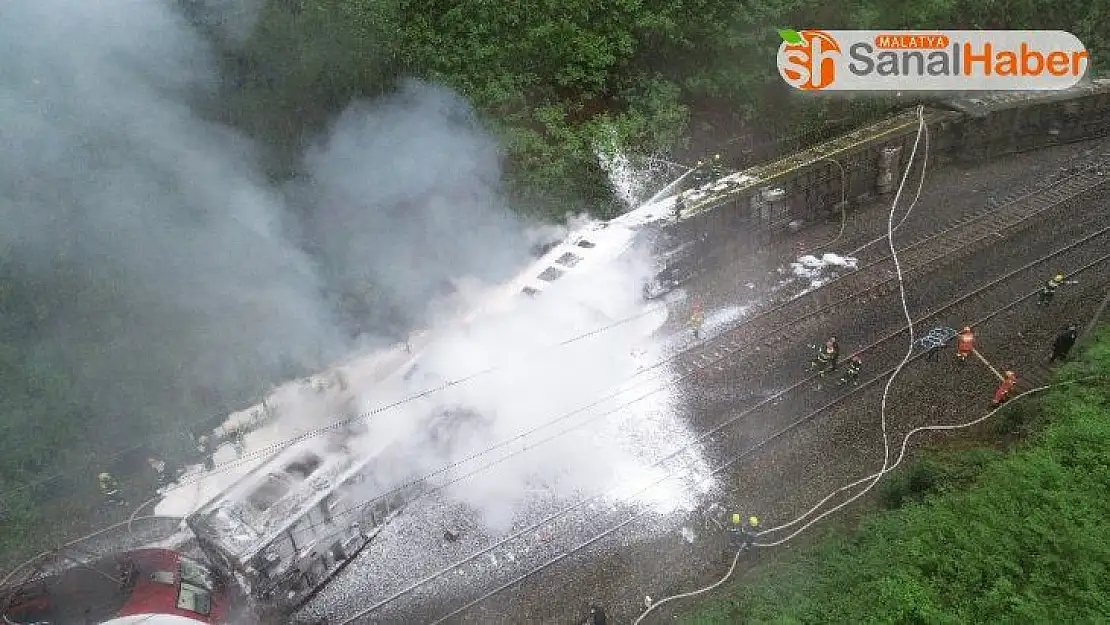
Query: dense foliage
2 0 1108 570
683 325 1110 624
210 0 1109 213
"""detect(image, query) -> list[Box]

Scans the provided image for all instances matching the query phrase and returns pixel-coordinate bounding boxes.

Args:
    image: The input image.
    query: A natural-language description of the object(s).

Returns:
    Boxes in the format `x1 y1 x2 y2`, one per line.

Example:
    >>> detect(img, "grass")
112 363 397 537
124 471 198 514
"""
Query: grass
681 325 1110 624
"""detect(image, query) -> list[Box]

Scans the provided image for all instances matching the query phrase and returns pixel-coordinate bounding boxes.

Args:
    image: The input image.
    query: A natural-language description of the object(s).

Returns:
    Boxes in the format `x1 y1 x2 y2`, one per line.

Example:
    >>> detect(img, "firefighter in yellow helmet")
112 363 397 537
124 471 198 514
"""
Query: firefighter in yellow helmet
728 513 760 549
693 158 707 184
1038 273 1077 305
689 298 704 339
147 457 169 489
711 153 725 179
197 435 215 470
98 472 126 506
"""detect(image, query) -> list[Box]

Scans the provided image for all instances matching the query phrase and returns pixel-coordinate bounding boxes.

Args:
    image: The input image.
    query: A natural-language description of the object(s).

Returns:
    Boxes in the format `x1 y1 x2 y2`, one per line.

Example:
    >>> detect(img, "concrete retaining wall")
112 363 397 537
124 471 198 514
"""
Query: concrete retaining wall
676 79 1110 240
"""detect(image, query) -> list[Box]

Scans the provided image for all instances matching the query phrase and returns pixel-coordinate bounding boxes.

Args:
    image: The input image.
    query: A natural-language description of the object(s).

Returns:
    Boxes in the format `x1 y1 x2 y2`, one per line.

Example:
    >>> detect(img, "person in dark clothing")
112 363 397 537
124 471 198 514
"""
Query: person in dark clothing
673 192 686 219
710 153 725 179
586 606 607 625
1050 325 1079 362
197 435 215 470
98 472 126 506
1038 273 1078 305
839 355 862 385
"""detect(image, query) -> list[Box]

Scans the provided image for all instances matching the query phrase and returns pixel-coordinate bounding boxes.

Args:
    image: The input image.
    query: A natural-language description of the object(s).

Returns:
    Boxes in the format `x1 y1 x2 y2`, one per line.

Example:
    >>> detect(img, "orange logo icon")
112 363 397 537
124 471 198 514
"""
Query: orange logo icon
778 29 841 90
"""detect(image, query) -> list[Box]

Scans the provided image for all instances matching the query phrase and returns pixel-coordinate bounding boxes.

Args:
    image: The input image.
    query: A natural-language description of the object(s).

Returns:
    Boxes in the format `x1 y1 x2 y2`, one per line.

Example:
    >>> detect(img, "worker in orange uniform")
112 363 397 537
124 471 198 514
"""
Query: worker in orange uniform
991 371 1017 407
689 299 704 339
956 326 975 362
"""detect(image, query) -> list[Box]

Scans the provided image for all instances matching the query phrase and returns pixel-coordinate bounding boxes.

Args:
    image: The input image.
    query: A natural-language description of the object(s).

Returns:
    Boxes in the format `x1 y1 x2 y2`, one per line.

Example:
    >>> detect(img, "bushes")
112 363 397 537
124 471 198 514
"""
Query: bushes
201 0 1110 218
683 326 1110 624
878 449 1001 509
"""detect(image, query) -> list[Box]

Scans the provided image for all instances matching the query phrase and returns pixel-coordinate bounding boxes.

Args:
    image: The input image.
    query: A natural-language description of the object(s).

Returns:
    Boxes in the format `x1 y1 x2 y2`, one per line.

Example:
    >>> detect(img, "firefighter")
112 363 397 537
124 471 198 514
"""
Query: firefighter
689 299 704 339
1037 273 1077 305
956 326 975 362
826 336 840 370
98 472 126 507
726 513 744 547
839 354 862 385
710 153 725 179
991 371 1017 407
808 342 831 375
1050 325 1079 362
727 513 760 549
229 426 247 458
673 192 686 219
692 158 707 184
197 435 215 470
809 338 837 376
147 457 169 490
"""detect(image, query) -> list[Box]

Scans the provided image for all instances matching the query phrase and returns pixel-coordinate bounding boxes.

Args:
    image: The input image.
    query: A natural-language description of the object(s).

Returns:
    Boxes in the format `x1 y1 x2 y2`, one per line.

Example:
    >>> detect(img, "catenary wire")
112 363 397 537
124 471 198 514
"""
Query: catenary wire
0 162 858 501
634 102 929 625
338 252 1110 622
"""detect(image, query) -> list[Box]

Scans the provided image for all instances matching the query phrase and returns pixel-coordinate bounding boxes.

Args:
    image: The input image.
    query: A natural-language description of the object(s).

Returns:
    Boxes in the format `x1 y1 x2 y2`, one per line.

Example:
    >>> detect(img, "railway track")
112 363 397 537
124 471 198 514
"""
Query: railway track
672 162 1110 374
296 213 1110 623
419 254 1110 625
334 226 1110 624
847 158 1110 261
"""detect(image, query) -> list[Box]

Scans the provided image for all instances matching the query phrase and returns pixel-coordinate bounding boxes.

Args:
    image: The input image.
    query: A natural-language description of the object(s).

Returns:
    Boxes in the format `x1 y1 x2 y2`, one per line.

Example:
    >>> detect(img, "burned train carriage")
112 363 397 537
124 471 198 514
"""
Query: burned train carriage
185 434 422 612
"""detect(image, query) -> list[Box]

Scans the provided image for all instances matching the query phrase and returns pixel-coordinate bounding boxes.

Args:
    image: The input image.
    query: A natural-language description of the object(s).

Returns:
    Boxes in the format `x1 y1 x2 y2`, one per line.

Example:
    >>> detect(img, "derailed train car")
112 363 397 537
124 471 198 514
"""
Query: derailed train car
185 427 424 614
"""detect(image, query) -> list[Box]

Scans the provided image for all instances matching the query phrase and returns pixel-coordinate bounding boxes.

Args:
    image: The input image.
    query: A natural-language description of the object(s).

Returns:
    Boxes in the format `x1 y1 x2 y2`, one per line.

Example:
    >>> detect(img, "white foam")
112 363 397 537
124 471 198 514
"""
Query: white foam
788 252 858 289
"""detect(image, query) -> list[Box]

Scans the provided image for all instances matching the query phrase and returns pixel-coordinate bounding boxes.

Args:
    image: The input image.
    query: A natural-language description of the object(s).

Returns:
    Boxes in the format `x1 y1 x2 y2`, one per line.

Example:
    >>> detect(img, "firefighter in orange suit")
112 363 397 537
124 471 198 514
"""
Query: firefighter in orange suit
689 299 704 339
956 327 975 362
991 371 1017 407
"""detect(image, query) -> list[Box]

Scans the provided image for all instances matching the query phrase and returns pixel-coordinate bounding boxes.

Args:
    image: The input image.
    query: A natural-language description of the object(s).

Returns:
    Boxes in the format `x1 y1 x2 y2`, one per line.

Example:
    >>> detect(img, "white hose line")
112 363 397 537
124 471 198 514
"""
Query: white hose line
894 118 929 231
630 545 746 625
633 106 928 623
755 375 1105 548
756 105 927 544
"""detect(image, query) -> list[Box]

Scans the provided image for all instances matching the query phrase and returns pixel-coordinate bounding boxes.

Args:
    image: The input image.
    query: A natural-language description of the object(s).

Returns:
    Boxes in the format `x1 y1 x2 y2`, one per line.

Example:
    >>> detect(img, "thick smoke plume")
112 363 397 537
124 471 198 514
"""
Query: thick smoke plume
1 0 344 444
0 0 532 460
295 81 532 335
9 0 705 542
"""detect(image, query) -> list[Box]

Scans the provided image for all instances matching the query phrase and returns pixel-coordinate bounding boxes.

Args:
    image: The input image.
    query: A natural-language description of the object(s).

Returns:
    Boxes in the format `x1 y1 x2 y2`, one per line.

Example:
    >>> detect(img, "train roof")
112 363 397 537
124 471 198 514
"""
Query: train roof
465 197 677 317
185 433 399 562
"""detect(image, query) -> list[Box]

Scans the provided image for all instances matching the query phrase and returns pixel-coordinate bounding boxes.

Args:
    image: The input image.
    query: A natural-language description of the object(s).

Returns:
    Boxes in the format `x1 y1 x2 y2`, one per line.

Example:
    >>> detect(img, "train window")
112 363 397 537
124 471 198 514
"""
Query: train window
373 499 393 521
284 453 322 479
319 495 337 524
556 252 582 267
176 582 213 616
248 474 291 510
388 489 410 512
537 266 564 282
180 557 215 591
